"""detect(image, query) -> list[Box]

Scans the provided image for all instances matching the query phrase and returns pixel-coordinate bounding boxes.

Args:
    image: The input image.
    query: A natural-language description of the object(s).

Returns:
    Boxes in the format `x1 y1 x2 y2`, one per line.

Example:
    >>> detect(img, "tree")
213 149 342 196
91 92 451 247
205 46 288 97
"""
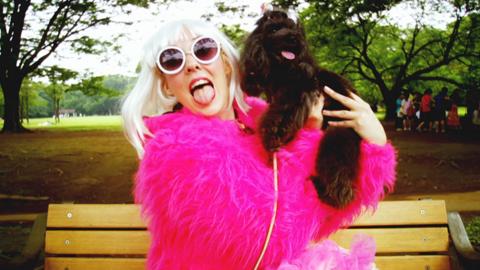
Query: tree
0 0 151 132
19 76 41 123
275 0 480 119
39 65 78 123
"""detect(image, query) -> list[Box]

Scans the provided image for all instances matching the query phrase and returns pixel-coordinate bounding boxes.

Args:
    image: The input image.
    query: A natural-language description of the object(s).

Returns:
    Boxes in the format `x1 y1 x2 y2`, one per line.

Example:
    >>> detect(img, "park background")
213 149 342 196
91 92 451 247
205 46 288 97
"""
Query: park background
1 0 479 269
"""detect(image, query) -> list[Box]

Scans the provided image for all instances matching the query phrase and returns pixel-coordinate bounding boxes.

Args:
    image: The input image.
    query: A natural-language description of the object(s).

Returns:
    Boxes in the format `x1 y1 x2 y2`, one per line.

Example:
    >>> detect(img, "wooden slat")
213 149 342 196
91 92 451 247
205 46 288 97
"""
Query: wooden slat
352 200 447 226
375 255 450 270
45 257 145 270
47 204 146 228
45 227 448 255
45 231 150 255
44 256 450 270
330 227 449 253
46 200 447 229
44 249 451 270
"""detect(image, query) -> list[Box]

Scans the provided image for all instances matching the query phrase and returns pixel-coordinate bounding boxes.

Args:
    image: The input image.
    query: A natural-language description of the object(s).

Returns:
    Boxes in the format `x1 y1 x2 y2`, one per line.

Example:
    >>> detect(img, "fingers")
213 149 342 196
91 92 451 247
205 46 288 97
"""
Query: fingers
323 109 356 119
349 92 371 108
327 120 355 127
323 86 356 109
349 91 364 103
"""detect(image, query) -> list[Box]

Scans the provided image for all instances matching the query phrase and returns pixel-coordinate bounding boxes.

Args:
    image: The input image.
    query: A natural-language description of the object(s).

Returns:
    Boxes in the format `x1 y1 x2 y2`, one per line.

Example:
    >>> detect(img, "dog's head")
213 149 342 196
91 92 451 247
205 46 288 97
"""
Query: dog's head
241 9 308 96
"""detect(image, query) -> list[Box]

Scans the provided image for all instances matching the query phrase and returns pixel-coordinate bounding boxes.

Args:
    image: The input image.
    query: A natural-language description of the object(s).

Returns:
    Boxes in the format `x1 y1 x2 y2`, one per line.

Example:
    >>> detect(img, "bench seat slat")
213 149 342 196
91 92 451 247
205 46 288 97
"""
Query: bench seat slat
44 255 450 270
47 204 145 228
352 200 447 226
375 255 450 270
46 200 447 229
331 227 449 253
45 231 149 255
45 257 145 270
45 227 448 255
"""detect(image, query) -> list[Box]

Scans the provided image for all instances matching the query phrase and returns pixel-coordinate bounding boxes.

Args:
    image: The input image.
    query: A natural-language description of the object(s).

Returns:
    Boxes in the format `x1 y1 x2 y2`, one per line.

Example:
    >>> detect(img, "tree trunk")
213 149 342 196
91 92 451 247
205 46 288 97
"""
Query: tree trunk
383 90 398 121
20 89 30 124
25 93 29 124
1 79 28 133
54 98 60 123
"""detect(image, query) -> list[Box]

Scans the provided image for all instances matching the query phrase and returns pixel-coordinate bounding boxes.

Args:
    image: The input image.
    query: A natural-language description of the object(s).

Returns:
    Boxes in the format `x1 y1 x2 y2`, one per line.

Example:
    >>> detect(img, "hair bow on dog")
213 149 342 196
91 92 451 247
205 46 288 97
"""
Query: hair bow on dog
261 2 274 14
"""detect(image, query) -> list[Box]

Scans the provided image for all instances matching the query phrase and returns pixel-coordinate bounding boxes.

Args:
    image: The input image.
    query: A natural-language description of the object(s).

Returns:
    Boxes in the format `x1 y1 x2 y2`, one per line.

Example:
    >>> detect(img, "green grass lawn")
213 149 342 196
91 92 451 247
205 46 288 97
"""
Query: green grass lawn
0 115 122 131
0 106 470 131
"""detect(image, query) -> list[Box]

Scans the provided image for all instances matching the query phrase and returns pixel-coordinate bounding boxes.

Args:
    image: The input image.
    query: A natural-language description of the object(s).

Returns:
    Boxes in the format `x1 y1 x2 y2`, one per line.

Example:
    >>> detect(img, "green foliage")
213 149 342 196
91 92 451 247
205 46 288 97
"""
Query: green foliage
69 76 118 97
16 74 135 118
103 74 137 92
220 24 247 48
70 36 109 54
37 66 79 84
289 0 480 119
466 216 480 247
62 90 121 115
275 0 403 17
215 1 247 13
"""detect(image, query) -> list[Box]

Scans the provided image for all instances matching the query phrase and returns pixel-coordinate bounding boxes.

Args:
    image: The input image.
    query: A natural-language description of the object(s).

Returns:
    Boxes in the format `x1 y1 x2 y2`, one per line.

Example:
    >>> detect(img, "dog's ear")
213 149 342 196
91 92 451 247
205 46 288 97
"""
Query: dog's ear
240 32 271 96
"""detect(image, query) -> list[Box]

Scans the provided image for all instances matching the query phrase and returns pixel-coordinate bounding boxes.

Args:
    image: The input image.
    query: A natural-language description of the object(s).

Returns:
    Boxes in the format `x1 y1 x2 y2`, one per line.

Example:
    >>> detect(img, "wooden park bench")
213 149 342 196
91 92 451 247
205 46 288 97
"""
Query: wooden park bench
43 200 473 270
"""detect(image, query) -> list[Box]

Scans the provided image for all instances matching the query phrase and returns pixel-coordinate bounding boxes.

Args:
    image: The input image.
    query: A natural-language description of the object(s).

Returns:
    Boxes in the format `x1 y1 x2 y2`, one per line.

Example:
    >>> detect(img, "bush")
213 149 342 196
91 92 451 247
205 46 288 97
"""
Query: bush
466 216 480 247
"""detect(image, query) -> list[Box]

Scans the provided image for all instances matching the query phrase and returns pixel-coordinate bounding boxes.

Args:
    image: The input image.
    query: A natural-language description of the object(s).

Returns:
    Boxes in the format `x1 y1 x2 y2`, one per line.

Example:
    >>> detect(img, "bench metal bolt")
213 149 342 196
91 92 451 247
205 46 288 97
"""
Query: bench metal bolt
420 209 426 215
67 212 73 219
65 239 70 245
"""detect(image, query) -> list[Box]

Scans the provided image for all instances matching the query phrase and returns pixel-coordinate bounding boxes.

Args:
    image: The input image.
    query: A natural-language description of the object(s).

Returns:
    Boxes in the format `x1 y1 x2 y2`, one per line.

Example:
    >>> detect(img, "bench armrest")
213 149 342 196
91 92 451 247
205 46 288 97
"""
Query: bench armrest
448 212 480 261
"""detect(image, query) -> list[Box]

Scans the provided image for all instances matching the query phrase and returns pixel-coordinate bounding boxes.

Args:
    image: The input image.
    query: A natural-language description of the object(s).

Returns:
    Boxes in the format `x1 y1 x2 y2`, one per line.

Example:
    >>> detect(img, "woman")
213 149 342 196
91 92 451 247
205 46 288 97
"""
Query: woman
122 19 396 270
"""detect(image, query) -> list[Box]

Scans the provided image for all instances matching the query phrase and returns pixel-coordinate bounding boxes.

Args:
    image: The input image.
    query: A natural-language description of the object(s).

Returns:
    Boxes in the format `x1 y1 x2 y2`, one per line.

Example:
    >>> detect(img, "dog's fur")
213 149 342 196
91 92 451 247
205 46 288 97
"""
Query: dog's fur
240 9 361 208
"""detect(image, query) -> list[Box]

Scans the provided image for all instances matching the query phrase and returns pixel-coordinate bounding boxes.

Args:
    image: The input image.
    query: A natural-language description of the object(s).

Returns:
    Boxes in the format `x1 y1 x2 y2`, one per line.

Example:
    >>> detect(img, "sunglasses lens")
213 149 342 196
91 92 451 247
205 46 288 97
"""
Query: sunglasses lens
193 37 219 62
159 48 184 72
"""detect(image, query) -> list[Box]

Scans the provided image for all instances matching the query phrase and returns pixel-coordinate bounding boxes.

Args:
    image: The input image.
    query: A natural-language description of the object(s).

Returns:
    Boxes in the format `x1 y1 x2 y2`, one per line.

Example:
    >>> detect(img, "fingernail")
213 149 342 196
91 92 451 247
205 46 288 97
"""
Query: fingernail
324 86 333 92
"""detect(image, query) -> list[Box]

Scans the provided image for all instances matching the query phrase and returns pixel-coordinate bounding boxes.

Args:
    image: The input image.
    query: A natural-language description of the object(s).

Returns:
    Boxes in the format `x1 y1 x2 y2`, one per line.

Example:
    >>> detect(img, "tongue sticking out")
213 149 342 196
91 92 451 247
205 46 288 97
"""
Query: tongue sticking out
281 51 295 60
192 85 215 105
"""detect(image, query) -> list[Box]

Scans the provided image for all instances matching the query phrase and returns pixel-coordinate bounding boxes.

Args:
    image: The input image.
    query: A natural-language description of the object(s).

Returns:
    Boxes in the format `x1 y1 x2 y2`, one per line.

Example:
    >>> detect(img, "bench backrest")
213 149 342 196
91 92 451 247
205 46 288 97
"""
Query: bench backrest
44 200 450 270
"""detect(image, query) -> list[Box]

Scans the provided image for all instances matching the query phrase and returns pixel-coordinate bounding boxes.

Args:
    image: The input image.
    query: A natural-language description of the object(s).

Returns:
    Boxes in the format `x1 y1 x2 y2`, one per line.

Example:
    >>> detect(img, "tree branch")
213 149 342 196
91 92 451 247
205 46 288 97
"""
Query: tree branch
21 10 105 76
22 0 69 67
10 0 30 61
417 75 463 87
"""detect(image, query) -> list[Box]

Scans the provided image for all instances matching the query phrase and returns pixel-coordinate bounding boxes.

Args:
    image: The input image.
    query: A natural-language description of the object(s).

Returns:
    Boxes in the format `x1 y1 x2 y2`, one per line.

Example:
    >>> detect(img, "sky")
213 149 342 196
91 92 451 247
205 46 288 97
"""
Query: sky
41 0 455 78
43 0 268 77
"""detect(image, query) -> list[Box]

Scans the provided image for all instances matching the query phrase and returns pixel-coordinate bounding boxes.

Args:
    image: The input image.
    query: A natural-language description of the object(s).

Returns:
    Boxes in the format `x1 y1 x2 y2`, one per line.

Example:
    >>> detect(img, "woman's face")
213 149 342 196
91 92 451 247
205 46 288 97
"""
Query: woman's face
162 30 234 120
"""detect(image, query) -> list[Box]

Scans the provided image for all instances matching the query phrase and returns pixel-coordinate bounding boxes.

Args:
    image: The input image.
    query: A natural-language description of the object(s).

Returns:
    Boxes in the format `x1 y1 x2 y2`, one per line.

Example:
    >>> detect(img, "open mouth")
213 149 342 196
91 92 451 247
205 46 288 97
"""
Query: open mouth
189 78 215 105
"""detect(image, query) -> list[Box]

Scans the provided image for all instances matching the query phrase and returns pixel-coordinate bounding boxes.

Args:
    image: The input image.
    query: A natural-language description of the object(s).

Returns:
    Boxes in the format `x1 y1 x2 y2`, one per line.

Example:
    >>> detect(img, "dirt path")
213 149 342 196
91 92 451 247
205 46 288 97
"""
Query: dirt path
0 125 479 214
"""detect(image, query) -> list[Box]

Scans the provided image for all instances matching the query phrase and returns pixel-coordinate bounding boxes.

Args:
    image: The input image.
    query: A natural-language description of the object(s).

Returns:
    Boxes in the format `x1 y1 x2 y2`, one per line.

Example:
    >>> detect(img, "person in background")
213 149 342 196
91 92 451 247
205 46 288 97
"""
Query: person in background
447 89 462 131
402 93 415 131
433 87 448 133
417 88 433 132
395 92 405 131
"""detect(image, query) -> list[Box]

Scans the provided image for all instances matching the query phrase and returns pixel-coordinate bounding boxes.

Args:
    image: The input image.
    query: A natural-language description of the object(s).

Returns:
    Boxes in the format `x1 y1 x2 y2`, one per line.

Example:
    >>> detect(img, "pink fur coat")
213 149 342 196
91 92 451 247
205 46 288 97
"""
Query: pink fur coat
135 97 396 269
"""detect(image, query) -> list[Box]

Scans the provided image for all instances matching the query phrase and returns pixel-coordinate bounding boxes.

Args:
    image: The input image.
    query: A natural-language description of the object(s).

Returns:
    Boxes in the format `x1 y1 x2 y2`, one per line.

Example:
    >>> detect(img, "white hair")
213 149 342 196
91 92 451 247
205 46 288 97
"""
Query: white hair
122 19 250 158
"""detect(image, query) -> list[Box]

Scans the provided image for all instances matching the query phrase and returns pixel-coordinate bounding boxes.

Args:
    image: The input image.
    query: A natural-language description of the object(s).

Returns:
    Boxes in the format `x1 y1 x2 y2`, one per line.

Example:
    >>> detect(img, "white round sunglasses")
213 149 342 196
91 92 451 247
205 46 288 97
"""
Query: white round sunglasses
156 36 221 75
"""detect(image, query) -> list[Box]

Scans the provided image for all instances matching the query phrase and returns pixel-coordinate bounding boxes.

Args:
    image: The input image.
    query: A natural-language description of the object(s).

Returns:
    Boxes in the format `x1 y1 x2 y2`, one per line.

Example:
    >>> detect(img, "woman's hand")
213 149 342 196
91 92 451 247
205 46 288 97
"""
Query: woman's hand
322 86 387 146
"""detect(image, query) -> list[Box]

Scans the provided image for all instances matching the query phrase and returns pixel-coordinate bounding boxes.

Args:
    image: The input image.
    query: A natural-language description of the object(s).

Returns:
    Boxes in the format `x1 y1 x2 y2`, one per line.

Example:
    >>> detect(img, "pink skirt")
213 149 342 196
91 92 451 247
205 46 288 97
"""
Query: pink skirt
272 235 377 270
